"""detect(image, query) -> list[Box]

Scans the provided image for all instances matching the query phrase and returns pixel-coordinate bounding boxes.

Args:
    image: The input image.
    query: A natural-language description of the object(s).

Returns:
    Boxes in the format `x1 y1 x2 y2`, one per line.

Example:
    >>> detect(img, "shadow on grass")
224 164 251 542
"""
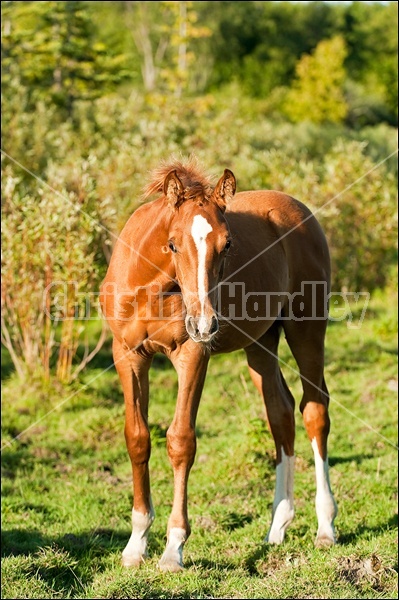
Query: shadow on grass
329 453 375 466
1 529 222 598
1 527 130 597
184 556 242 572
1 446 36 481
1 527 127 559
244 543 270 575
2 527 268 575
325 339 398 372
338 513 398 545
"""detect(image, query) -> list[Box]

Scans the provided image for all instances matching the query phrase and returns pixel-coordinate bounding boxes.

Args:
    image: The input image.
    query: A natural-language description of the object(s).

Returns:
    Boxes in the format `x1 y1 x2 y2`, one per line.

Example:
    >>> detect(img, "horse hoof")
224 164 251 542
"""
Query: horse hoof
158 558 184 573
121 554 144 568
265 531 284 545
315 534 335 548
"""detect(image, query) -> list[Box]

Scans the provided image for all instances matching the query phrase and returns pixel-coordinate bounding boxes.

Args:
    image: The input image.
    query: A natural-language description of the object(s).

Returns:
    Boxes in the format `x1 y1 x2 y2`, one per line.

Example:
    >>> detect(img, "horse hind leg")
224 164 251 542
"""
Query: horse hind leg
283 319 337 547
245 322 296 545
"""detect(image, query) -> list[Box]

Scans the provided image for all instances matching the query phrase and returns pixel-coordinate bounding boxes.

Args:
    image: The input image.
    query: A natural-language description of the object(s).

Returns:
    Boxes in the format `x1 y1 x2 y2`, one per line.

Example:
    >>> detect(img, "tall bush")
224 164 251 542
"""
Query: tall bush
253 139 398 291
1 162 115 382
284 36 348 124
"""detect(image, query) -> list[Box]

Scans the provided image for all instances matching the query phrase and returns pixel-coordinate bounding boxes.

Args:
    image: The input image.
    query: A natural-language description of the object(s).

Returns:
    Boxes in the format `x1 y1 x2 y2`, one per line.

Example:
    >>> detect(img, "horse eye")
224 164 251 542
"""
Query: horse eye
224 240 231 251
168 241 177 253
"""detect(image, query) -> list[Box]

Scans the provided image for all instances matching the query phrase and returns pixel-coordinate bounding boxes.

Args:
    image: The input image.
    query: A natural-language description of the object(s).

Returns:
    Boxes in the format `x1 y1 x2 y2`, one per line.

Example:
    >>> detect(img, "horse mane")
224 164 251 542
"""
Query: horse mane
143 155 215 202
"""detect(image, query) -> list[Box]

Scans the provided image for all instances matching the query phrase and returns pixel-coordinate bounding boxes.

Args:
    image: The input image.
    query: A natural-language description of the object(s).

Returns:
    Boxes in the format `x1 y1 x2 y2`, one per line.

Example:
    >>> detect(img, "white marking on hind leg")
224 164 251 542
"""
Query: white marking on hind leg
267 448 295 544
311 437 337 547
122 505 155 567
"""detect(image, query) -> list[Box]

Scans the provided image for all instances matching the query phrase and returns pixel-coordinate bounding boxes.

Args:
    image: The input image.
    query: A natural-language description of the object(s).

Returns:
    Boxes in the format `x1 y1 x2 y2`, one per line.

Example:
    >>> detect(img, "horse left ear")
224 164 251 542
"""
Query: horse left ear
164 169 185 209
211 169 236 211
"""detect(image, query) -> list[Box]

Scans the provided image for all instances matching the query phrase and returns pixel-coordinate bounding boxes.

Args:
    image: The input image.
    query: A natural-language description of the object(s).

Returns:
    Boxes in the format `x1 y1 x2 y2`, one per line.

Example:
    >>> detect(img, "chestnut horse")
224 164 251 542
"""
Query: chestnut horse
99 157 337 572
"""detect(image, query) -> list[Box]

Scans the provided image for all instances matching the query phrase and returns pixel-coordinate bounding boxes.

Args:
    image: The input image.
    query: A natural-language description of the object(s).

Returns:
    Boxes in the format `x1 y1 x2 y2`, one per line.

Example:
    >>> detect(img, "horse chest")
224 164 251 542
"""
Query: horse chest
120 315 187 357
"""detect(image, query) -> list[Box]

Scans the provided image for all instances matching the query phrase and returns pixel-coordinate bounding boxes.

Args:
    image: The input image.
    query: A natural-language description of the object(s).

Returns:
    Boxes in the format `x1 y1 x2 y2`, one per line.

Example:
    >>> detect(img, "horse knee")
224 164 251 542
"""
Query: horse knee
125 425 151 465
166 426 196 469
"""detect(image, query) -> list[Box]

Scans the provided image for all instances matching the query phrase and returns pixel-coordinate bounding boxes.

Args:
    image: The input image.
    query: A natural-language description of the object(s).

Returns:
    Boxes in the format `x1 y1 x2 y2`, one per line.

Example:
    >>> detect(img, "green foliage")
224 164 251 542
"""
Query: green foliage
315 141 398 292
2 88 397 299
284 36 348 124
248 138 397 291
202 1 344 99
2 1 397 124
344 1 398 121
1 162 115 382
158 1 212 97
1 1 129 116
1 0 397 383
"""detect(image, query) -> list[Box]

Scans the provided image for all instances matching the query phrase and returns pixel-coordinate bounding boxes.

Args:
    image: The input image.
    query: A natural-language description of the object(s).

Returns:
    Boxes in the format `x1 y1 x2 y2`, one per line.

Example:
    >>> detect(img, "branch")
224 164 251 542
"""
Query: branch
0 313 25 379
70 318 110 381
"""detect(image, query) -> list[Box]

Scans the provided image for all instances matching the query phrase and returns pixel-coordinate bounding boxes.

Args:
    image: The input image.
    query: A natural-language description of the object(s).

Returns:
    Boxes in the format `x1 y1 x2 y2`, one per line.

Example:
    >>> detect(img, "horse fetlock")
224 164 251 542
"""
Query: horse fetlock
121 551 146 568
132 507 155 530
122 508 155 567
158 527 187 572
314 493 337 547
267 499 295 544
315 526 336 548
316 492 337 519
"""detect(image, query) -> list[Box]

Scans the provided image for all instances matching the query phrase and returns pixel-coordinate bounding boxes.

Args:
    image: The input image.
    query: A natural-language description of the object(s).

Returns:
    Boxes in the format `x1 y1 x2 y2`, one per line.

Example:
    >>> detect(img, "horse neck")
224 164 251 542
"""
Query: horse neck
124 199 176 292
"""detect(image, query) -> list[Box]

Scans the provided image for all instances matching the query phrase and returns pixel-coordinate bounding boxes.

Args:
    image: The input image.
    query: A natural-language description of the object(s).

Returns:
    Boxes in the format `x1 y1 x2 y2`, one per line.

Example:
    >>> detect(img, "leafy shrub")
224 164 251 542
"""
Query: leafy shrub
1 87 397 382
1 162 115 382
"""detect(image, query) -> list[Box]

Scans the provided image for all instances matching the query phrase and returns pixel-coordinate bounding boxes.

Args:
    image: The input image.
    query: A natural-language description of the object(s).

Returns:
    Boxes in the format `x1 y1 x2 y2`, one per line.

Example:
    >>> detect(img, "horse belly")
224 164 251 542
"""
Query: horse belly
213 249 289 353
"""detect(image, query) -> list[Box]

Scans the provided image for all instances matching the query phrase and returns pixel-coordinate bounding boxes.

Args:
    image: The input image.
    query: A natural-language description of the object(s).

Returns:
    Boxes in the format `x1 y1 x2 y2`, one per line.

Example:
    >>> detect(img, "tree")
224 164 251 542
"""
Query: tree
121 1 210 95
284 36 348 124
1 1 129 116
344 1 398 123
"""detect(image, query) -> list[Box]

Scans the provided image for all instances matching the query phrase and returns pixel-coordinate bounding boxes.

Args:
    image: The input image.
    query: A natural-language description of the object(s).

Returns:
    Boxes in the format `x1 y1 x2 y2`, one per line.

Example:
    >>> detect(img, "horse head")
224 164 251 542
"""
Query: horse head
163 168 236 343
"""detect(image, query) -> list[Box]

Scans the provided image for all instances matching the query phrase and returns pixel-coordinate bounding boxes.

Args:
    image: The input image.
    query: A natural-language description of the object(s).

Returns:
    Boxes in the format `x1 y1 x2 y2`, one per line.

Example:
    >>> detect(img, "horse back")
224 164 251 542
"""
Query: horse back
226 190 331 292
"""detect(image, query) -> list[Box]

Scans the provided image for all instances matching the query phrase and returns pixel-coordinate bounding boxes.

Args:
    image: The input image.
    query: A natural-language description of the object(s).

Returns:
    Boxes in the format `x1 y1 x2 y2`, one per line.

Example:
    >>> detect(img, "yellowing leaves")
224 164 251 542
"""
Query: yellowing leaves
285 36 348 124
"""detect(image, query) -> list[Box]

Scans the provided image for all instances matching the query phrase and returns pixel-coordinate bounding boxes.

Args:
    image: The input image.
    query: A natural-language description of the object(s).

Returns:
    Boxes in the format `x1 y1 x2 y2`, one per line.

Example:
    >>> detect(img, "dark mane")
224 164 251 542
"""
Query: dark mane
144 155 215 201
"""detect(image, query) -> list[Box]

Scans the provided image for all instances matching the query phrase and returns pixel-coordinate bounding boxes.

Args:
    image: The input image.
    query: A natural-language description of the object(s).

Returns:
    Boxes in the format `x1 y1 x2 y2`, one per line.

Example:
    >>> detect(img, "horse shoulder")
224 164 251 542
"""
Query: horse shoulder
100 198 180 349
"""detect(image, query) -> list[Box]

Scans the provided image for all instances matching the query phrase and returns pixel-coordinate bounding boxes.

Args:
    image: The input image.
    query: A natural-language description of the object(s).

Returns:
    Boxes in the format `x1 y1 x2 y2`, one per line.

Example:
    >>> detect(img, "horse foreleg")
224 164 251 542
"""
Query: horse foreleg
113 339 154 567
158 342 209 572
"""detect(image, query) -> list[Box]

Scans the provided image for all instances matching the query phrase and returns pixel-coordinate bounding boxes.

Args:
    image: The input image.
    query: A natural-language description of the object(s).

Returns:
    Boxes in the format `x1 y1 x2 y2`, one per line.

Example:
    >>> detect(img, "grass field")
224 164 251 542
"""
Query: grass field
1 288 398 599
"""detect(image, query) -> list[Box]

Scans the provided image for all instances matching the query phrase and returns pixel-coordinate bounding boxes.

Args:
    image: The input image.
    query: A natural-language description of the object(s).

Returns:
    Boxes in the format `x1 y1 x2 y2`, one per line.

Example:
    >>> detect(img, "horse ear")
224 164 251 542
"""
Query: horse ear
164 169 185 209
212 169 236 211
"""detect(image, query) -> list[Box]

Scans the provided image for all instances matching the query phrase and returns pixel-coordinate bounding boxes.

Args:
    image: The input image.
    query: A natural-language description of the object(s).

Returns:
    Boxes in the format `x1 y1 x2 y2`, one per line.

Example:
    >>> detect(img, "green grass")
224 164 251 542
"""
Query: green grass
1 289 398 599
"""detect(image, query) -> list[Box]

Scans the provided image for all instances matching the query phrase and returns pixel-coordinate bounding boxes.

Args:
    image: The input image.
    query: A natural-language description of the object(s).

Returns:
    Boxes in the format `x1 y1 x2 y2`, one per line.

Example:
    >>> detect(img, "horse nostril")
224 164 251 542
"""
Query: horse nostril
186 315 218 340
187 316 199 337
210 316 219 335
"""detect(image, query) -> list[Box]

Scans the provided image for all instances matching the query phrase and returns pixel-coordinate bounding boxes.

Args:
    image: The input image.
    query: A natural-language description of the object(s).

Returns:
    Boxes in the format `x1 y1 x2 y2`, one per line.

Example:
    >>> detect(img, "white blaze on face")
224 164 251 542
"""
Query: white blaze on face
191 215 213 332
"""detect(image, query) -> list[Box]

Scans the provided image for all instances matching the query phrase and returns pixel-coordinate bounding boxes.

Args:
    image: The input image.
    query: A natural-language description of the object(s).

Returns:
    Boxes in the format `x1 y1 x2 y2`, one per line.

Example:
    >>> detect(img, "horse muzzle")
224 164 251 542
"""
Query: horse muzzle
185 314 219 343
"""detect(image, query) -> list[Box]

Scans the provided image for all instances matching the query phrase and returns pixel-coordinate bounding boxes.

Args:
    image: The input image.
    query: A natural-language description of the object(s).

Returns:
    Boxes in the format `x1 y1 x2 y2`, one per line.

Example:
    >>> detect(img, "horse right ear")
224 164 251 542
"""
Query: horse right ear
211 169 236 211
164 170 185 209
